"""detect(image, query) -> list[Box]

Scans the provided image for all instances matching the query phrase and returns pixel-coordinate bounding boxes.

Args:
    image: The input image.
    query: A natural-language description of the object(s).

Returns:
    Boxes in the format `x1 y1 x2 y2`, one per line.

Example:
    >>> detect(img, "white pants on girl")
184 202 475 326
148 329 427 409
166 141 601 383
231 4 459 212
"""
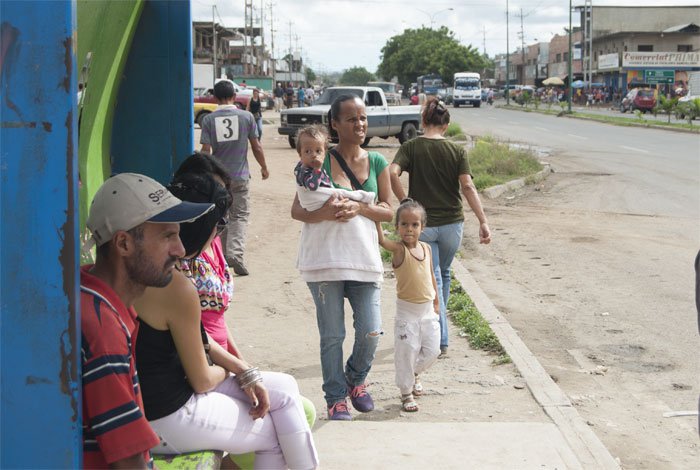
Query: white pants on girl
394 298 441 395
149 371 319 470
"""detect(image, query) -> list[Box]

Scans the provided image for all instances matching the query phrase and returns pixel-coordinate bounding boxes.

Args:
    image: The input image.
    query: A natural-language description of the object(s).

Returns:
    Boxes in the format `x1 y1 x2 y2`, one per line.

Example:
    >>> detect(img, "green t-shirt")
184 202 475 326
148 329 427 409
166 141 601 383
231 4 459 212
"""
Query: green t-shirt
322 150 388 197
393 137 471 227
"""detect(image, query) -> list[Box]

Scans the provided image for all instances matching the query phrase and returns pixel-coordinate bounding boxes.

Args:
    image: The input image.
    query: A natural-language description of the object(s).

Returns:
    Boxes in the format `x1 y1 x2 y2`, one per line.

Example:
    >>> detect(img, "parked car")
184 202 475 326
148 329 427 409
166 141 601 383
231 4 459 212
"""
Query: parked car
278 86 422 148
194 80 267 109
193 101 217 127
620 88 656 113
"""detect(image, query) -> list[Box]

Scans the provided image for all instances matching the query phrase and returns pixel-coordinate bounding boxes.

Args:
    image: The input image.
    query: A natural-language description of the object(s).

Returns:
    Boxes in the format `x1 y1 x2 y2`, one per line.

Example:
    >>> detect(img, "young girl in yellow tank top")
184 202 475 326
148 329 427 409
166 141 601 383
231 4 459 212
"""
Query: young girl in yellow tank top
377 199 440 412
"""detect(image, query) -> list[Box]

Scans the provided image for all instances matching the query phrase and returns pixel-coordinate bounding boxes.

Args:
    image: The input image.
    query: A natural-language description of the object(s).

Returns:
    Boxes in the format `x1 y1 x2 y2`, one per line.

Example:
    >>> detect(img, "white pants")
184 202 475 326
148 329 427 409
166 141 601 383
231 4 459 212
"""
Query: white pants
149 371 319 470
394 299 441 395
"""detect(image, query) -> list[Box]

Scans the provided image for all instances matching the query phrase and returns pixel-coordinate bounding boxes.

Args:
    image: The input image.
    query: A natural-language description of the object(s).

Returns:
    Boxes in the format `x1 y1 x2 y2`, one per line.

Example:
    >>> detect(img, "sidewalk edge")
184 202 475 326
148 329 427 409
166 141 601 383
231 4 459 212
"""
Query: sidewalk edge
481 164 552 199
452 261 620 470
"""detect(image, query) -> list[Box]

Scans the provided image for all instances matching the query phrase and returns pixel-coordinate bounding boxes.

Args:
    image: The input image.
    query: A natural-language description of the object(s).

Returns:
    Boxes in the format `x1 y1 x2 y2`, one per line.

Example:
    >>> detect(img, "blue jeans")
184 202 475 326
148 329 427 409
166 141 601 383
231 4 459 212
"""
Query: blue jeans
420 222 464 348
307 281 382 406
255 116 263 139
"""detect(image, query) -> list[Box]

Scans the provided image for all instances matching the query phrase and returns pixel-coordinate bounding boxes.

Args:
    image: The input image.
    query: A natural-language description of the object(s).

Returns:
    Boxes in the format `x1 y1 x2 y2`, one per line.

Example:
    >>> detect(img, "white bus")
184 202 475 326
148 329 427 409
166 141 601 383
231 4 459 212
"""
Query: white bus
453 72 482 108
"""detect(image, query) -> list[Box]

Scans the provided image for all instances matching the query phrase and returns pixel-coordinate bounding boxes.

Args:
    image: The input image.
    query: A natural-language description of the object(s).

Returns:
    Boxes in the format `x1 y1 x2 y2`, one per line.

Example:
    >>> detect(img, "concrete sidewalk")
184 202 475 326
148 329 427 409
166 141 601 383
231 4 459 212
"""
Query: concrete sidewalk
204 120 620 470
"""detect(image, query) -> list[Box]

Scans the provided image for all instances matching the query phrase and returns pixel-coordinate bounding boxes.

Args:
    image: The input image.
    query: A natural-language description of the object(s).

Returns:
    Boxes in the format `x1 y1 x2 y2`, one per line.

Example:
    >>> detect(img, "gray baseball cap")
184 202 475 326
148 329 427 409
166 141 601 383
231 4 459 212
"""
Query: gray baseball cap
87 173 214 247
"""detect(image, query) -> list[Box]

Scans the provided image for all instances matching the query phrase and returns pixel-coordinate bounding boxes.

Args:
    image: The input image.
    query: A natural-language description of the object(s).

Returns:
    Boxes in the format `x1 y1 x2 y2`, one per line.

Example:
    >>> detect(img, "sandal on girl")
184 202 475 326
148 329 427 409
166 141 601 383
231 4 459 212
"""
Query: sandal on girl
401 393 419 412
413 375 424 397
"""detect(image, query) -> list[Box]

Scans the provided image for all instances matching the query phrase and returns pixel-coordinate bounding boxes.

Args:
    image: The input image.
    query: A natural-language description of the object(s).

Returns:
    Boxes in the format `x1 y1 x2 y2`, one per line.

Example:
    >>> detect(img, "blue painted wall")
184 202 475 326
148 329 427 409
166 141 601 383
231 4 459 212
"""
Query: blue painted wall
111 0 194 184
0 0 81 467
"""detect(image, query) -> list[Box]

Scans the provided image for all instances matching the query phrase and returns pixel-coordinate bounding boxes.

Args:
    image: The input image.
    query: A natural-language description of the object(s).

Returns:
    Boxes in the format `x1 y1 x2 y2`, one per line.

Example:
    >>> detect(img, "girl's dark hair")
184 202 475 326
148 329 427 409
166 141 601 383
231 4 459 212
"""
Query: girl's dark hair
175 153 232 193
396 198 427 227
168 155 233 257
422 97 450 127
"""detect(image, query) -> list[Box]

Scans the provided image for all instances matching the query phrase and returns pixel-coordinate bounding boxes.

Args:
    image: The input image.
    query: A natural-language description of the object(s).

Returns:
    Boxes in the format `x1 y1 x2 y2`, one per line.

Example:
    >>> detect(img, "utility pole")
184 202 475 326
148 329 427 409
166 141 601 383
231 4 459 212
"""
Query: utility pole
482 25 487 56
567 0 573 112
506 0 510 105
269 2 276 84
288 20 293 85
244 0 253 75
212 5 217 87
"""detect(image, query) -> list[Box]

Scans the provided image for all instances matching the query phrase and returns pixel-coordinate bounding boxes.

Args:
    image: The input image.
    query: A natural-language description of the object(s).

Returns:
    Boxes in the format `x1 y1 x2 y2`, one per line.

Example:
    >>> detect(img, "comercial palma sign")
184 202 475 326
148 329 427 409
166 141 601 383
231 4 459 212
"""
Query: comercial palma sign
622 52 700 68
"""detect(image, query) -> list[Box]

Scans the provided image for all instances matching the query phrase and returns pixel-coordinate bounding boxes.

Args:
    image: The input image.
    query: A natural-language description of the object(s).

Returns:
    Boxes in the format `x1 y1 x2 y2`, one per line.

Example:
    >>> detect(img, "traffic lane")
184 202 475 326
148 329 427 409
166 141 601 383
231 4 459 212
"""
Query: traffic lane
451 106 700 219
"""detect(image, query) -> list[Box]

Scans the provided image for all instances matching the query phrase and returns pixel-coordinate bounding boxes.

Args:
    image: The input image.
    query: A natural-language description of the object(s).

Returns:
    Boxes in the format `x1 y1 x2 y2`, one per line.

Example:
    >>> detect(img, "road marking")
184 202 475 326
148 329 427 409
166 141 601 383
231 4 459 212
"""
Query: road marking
534 126 549 132
619 145 650 154
567 133 586 140
508 121 519 125
488 117 498 121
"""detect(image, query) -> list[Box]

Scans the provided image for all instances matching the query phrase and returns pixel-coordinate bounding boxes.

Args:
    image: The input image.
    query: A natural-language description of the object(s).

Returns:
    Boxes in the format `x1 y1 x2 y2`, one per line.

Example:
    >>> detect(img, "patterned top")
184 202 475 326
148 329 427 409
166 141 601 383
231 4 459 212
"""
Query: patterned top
80 266 159 468
179 237 233 349
294 161 332 191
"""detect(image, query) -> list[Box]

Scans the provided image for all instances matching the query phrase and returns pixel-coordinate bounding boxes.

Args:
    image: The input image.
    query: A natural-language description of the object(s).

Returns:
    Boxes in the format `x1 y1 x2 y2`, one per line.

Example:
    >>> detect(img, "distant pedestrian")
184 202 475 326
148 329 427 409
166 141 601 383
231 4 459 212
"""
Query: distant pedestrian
246 88 263 139
273 82 284 112
200 79 269 276
297 86 306 108
285 83 294 109
377 199 440 412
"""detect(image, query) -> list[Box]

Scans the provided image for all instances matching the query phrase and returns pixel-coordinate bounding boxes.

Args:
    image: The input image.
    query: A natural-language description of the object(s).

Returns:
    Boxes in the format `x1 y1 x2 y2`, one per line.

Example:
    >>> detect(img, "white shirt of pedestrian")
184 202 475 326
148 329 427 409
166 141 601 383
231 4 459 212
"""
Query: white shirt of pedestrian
215 115 239 142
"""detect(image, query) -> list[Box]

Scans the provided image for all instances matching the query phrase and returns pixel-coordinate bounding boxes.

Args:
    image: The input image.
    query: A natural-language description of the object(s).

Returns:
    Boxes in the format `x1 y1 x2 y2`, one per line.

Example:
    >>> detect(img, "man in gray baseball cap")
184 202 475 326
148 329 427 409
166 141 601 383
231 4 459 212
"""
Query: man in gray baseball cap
80 173 213 468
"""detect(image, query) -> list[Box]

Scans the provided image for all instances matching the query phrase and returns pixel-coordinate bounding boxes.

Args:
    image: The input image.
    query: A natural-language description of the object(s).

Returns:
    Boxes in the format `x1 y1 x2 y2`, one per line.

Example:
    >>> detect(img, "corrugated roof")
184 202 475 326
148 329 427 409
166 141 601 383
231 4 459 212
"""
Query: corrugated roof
663 23 699 33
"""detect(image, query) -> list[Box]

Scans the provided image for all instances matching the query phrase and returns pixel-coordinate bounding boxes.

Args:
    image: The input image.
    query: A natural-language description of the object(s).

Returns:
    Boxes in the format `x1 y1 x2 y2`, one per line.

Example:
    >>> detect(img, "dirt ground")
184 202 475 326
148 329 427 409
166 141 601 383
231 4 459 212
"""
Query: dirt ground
197 128 547 429
197 120 698 469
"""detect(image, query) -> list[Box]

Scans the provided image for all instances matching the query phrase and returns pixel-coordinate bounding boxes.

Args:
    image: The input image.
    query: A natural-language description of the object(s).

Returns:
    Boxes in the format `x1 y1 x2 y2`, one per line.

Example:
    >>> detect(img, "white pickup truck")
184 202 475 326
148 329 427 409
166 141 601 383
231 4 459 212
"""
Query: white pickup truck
278 86 421 148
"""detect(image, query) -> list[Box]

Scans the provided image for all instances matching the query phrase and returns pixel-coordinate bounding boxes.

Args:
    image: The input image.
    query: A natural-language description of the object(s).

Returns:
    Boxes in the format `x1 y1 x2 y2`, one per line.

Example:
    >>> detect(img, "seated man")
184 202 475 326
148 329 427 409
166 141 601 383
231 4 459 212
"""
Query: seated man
81 173 213 468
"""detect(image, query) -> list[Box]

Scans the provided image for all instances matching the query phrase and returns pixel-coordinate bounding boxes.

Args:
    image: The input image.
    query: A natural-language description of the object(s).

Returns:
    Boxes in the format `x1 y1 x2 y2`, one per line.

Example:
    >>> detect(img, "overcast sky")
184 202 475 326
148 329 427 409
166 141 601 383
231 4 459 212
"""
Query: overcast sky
192 0 698 74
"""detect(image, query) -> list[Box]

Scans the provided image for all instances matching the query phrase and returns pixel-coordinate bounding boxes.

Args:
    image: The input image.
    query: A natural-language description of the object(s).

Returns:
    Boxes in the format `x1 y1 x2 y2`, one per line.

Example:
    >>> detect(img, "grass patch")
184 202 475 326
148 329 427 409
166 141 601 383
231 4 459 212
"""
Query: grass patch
445 122 467 140
498 104 700 133
468 135 543 190
448 279 510 364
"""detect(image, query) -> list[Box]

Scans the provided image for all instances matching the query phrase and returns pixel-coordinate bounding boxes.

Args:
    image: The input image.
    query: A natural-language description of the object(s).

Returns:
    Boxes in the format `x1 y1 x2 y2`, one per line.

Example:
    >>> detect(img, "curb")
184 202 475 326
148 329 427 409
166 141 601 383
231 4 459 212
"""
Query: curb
451 262 620 469
481 163 552 199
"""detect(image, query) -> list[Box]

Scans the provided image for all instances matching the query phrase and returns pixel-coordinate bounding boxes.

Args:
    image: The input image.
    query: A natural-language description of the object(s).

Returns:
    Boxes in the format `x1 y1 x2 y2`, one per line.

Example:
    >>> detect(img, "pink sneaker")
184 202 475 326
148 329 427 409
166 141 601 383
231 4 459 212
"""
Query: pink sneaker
347 382 374 412
327 400 352 421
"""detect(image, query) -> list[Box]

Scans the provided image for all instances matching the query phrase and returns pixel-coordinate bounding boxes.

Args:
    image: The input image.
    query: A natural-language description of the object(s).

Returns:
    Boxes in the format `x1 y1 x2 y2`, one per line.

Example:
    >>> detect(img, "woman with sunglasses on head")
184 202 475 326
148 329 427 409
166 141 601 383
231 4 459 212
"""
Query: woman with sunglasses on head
389 97 491 359
134 153 319 470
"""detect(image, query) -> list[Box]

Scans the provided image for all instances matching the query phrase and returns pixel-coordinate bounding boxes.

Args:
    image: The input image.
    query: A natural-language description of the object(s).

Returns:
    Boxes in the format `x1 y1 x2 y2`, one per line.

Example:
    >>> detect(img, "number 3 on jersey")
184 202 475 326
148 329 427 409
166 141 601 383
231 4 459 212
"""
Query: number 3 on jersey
214 115 239 142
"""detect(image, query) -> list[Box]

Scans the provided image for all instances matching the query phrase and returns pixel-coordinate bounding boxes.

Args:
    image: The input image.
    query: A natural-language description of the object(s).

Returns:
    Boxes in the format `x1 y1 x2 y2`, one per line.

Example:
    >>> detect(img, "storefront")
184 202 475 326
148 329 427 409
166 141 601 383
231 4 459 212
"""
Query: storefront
621 52 700 94
596 51 700 95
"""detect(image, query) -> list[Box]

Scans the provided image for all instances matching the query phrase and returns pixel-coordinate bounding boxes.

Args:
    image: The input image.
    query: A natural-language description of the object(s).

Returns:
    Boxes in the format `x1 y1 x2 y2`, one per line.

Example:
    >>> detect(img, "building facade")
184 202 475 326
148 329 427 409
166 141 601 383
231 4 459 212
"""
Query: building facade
577 5 700 93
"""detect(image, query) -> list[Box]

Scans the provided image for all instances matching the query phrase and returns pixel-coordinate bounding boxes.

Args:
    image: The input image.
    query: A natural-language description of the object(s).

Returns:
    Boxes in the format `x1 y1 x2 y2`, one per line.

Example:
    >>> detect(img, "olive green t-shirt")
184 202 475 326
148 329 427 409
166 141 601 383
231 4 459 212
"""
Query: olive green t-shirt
322 150 388 197
393 137 471 227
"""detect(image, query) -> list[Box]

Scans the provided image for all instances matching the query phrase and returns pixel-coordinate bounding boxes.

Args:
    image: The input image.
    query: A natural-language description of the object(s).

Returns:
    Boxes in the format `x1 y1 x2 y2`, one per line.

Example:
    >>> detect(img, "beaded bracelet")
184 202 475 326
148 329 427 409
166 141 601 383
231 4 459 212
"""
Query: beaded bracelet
236 367 263 390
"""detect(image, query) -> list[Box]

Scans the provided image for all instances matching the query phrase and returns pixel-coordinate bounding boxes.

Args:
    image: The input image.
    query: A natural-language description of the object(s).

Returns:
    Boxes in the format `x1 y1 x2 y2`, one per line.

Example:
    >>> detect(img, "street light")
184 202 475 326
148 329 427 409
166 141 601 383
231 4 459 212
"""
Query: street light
416 7 454 29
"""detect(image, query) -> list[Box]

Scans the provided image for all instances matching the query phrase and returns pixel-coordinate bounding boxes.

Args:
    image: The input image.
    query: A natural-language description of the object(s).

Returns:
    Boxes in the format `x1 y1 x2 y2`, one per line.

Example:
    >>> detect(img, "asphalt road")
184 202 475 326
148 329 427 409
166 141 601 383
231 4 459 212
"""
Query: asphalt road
448 104 700 467
453 104 699 219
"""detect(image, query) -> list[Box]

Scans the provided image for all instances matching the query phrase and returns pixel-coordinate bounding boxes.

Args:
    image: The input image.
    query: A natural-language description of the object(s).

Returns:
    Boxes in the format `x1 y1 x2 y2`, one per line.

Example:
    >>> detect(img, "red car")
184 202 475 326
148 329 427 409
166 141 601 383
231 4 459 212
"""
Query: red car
194 85 249 109
620 88 656 113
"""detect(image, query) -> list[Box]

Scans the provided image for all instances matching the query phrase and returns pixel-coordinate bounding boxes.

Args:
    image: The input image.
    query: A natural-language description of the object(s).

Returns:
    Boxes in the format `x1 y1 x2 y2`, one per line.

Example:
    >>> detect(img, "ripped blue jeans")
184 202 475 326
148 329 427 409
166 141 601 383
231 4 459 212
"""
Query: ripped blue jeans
307 281 382 407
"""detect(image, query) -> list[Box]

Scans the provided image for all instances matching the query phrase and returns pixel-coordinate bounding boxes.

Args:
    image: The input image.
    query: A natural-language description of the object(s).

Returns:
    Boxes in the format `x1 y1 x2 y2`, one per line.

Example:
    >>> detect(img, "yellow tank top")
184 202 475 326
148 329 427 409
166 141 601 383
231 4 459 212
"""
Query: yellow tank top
394 242 436 303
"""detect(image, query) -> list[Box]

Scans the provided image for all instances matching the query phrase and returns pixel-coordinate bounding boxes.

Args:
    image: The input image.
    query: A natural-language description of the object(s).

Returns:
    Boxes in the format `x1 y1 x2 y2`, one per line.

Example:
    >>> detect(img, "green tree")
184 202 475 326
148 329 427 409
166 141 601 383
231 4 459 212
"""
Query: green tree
339 66 375 85
377 27 489 93
305 66 317 84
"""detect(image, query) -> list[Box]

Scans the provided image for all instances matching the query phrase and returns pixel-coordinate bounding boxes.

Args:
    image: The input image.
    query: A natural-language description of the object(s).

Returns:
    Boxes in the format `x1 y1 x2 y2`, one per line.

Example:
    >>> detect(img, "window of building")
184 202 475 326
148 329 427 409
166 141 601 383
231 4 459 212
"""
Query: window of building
677 45 692 52
563 52 569 61
556 53 561 62
637 45 653 52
